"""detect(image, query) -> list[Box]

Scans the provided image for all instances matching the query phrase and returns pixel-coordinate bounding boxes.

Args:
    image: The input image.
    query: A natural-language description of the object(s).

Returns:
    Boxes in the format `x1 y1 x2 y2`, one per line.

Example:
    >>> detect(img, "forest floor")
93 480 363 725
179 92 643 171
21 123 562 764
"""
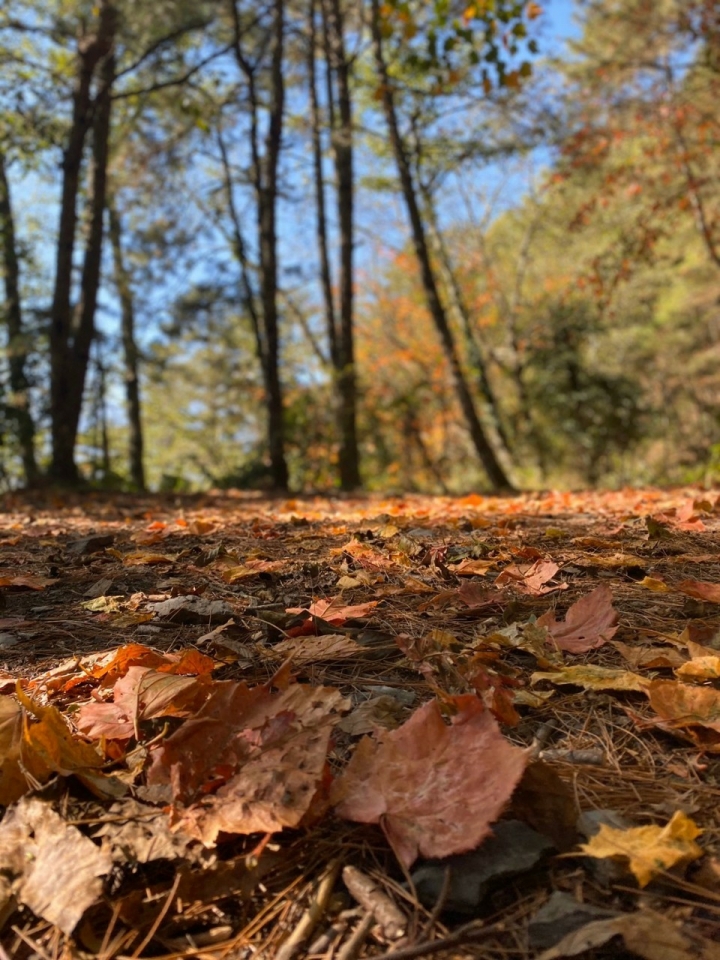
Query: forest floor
2 486 720 960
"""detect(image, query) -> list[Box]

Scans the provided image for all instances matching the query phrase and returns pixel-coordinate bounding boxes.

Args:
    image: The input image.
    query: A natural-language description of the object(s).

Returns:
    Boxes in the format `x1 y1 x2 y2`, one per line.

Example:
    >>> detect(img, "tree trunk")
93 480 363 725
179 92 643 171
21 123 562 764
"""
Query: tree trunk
108 196 146 491
230 0 289 491
259 0 288 490
323 0 360 490
370 0 514 493
0 152 39 486
49 1 116 484
308 0 338 367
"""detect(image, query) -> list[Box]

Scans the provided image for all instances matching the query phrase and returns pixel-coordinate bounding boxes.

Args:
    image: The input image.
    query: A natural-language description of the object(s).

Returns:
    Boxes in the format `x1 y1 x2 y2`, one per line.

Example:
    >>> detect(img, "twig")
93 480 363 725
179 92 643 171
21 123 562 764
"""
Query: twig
336 911 376 960
275 859 342 960
343 865 406 940
130 870 181 958
360 919 486 960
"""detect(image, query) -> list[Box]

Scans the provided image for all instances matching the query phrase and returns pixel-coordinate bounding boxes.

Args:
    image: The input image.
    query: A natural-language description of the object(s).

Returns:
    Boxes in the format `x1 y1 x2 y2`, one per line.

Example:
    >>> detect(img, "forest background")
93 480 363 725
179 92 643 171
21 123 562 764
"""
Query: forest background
0 0 718 496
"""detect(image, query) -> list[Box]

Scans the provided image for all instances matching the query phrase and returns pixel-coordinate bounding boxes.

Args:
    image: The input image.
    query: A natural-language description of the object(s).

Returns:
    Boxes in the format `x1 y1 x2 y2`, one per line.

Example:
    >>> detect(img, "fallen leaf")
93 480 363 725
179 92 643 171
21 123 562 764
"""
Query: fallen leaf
647 680 720 733
638 576 671 593
539 908 720 960
579 811 702 887
18 688 105 783
270 633 367 663
287 597 379 624
0 696 27 804
675 655 720 680
147 677 348 844
122 551 176 565
537 585 619 653
532 664 648 693
612 641 687 670
77 667 209 741
337 696 405 734
448 558 497 576
220 558 288 581
677 579 720 603
331 695 530 867
496 560 566 596
0 575 58 590
0 796 112 934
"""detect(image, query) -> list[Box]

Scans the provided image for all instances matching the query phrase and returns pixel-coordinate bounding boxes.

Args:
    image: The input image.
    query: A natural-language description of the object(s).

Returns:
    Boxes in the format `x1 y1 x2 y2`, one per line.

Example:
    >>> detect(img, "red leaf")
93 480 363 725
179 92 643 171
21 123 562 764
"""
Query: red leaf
332 696 529 867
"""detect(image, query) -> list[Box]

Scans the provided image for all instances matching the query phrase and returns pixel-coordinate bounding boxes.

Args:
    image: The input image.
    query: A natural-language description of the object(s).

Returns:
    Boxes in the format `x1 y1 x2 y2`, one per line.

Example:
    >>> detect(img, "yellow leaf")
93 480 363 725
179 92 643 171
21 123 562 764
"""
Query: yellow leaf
532 664 648 693
675 656 720 680
580 811 703 887
638 576 671 593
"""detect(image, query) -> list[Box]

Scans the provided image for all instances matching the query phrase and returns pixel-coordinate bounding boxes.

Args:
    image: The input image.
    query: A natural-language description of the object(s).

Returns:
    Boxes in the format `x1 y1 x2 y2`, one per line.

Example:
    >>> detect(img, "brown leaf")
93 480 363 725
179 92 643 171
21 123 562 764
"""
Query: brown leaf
147 677 348 843
287 597 379 624
539 908 720 960
270 633 367 664
332 695 530 867
0 575 58 590
0 796 112 934
612 641 687 670
0 696 27 804
537 585 618 653
677 579 720 603
496 560 566 596
77 667 209 741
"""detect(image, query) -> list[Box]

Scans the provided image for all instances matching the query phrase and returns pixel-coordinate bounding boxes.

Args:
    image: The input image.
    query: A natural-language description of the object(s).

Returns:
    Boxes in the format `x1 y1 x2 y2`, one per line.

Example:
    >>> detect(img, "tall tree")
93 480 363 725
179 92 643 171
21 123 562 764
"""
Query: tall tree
228 0 289 490
370 0 515 492
0 150 38 486
48 0 117 483
108 194 145 491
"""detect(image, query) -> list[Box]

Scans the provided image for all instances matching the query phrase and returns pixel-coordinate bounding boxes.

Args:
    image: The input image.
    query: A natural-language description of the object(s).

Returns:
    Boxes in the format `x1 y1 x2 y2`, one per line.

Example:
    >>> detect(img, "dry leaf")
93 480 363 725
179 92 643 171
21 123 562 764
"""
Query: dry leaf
0 575 58 590
287 597 379 624
647 680 720 733
332 695 530 867
677 579 720 603
270 633 367 663
147 677 348 844
0 796 112 934
496 560 565 596
612 641 686 670
77 666 209 741
579 811 702 887
537 585 619 653
532 664 648 693
638 576 671 593
675 656 720 680
539 908 720 960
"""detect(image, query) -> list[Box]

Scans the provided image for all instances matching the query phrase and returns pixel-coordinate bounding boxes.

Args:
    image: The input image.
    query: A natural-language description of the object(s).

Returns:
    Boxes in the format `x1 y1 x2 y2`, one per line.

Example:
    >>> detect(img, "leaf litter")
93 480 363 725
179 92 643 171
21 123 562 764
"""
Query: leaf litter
2 487 720 957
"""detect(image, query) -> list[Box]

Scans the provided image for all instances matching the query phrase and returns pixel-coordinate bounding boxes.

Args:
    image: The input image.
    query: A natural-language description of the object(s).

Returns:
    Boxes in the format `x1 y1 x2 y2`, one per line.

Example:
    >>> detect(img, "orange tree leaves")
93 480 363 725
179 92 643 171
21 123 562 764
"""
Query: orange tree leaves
331 695 530 867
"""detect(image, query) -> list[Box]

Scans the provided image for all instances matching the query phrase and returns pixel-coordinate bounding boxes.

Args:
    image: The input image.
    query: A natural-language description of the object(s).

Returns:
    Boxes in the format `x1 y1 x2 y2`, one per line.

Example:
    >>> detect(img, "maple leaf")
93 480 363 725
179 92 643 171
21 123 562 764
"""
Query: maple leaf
580 811 703 887
147 677 348 844
537 584 618 653
331 695 530 867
